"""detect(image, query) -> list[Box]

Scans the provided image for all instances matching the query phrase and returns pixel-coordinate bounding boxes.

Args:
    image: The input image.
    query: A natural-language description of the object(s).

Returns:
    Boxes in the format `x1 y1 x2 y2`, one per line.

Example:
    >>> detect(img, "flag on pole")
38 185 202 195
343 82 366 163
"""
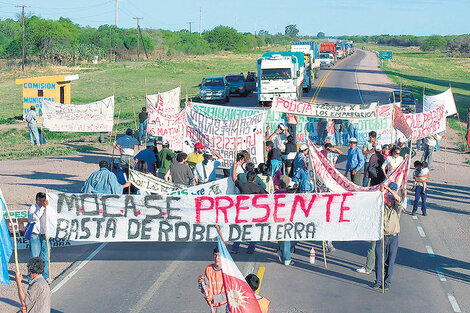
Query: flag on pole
393 104 413 139
217 235 262 313
0 189 13 286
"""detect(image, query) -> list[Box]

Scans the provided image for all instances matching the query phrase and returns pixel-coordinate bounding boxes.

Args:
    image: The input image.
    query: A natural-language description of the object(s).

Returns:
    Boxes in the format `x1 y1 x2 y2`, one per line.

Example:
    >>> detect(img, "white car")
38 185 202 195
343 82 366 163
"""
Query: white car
319 53 335 67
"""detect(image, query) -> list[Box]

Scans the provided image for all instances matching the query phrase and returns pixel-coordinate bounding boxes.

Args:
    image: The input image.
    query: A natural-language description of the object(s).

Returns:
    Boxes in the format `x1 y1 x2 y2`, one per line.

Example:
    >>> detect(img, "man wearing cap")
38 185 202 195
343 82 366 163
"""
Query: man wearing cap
293 144 314 193
374 182 402 291
397 137 416 159
266 124 288 152
362 131 377 187
193 149 224 184
134 141 157 175
156 140 177 179
345 137 365 185
24 106 42 146
187 142 205 170
138 107 148 144
111 158 127 185
113 128 140 169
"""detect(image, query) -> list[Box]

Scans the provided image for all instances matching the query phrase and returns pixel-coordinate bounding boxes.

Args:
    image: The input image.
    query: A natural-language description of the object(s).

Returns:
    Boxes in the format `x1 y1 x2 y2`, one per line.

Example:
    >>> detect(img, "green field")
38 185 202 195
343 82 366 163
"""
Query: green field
363 43 470 119
0 51 269 160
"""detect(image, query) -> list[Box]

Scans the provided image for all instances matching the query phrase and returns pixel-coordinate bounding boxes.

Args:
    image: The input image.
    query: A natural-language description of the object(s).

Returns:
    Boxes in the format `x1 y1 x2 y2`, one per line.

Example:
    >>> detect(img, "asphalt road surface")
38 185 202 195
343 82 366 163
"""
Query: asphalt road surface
5 50 470 313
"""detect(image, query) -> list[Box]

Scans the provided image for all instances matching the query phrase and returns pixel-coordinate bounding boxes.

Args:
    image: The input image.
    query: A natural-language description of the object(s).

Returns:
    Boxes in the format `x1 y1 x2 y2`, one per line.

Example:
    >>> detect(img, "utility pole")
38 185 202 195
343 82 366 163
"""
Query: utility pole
187 22 192 33
235 17 237 32
109 28 112 62
16 5 29 71
133 17 143 58
199 7 202 35
115 0 119 27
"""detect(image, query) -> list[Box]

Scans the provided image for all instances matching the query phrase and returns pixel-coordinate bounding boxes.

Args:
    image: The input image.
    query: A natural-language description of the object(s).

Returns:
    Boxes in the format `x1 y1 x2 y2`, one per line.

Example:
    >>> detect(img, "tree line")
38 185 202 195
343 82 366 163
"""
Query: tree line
337 34 470 56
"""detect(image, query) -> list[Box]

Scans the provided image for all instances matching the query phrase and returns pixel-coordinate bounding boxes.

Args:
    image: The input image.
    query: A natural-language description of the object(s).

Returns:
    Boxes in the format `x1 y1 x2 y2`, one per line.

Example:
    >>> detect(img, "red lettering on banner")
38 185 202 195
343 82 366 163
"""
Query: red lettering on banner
339 194 353 222
195 196 214 223
273 194 286 223
324 194 335 222
235 195 250 223
251 195 270 223
215 196 233 223
289 194 318 222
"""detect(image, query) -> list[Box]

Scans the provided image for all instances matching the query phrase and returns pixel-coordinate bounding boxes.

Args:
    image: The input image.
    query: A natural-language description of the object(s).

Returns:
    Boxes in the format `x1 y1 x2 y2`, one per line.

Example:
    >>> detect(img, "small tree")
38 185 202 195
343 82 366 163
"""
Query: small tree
285 24 299 37
420 35 446 51
317 32 325 39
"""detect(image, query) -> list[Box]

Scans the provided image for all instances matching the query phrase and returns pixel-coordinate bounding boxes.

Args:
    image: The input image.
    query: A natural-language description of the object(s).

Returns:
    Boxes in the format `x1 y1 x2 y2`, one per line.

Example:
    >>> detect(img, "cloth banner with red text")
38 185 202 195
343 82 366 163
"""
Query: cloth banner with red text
146 86 181 116
423 87 457 117
393 104 413 139
46 191 384 242
307 139 409 193
399 105 446 140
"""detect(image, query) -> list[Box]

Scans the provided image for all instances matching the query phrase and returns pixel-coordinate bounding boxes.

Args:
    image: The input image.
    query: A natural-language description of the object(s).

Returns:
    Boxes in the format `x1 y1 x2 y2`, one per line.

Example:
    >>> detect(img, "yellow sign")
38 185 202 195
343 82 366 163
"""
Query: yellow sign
15 74 79 119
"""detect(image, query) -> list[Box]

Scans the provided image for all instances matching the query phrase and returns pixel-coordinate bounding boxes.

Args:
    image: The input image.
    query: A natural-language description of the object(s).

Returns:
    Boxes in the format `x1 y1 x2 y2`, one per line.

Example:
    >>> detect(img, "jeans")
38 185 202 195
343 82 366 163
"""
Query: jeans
412 185 427 214
139 122 147 143
287 123 297 141
342 130 350 145
362 162 370 187
375 235 399 287
28 123 40 145
349 123 359 140
29 233 49 280
231 241 255 253
334 124 342 146
365 241 376 271
435 139 441 151
280 241 297 262
421 144 435 168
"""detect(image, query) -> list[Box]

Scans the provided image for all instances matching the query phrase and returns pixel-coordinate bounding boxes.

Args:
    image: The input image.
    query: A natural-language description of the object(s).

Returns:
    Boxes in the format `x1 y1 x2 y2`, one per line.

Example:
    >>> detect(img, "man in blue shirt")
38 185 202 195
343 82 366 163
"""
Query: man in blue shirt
134 141 157 175
82 160 129 194
345 137 365 185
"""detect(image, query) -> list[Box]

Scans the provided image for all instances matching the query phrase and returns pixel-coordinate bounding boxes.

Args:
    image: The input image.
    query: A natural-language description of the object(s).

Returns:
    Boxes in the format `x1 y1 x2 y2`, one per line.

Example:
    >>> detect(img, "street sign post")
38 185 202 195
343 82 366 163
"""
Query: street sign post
379 51 393 67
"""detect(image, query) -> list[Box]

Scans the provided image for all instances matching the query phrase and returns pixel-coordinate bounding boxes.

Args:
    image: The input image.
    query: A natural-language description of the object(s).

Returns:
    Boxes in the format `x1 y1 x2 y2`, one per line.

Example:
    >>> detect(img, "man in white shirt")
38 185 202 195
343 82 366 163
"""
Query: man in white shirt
113 128 140 169
193 149 224 184
421 134 440 169
382 146 404 177
28 192 49 281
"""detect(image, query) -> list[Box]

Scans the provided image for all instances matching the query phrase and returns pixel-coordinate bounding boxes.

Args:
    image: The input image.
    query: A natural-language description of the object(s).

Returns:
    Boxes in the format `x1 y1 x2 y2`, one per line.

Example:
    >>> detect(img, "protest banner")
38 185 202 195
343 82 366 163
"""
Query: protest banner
393 104 413 139
307 139 409 193
129 170 181 195
46 191 384 242
146 86 181 116
167 178 229 196
146 107 186 151
401 105 446 140
271 97 378 120
42 96 114 132
423 87 457 117
184 105 266 167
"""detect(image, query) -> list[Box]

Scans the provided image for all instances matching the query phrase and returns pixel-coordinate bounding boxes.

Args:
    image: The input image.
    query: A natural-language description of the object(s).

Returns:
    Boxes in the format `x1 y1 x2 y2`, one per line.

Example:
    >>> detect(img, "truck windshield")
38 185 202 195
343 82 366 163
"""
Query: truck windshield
320 54 330 58
202 79 224 87
225 76 244 83
261 68 291 80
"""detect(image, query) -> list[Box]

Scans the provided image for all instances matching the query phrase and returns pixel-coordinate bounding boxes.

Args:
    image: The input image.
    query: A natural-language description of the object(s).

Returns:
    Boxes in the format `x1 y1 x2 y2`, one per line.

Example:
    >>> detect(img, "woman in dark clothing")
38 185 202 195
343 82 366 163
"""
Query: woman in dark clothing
284 134 297 177
368 145 386 186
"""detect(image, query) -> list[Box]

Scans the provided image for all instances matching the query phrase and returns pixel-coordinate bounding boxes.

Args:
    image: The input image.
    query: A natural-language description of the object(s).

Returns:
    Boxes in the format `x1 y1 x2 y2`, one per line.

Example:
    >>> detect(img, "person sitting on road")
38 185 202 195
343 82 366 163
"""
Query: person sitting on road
82 160 130 194
256 163 275 194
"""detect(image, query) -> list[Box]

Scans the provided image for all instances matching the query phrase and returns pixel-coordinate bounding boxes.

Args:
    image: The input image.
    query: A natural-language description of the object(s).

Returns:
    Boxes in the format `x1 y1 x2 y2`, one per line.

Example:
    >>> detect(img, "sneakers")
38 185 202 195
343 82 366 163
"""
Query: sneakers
372 283 389 290
284 259 294 266
411 212 417 216
356 267 372 274
422 212 427 216
326 247 336 253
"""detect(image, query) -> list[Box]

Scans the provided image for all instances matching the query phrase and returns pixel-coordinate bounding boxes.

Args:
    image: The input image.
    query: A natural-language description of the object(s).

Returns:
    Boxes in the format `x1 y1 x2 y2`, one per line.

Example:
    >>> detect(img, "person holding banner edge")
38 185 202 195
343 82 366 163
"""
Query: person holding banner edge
345 137 364 186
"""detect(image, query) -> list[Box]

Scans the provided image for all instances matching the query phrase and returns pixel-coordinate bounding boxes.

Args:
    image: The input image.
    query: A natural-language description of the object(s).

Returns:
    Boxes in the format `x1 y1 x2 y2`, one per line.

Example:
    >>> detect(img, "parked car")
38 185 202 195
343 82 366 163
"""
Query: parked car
319 53 335 67
199 77 230 103
225 74 248 97
389 90 417 113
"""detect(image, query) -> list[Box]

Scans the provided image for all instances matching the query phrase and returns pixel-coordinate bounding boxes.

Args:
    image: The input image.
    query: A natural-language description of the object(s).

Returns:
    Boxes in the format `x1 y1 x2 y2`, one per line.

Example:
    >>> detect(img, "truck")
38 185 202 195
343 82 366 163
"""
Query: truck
336 43 345 59
320 42 337 62
291 41 320 83
257 53 304 106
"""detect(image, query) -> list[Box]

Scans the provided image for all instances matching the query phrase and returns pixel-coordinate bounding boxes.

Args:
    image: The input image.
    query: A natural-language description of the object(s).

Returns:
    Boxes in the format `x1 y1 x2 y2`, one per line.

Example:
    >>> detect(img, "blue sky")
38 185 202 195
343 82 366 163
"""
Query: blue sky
0 0 468 36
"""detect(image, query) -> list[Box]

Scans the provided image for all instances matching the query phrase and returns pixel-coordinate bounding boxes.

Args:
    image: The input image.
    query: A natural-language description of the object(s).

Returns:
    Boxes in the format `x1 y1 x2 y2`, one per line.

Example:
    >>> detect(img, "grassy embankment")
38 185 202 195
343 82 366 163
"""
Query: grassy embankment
363 43 470 151
0 48 285 160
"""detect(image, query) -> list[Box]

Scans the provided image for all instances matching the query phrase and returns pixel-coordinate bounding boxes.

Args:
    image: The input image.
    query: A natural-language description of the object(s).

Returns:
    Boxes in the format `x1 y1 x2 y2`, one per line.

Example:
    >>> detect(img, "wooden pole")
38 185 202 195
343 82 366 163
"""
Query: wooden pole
322 241 327 269
46 232 51 283
131 93 138 132
381 202 385 294
2 190 20 274
111 109 122 162
215 225 225 244
234 118 242 163
145 77 148 97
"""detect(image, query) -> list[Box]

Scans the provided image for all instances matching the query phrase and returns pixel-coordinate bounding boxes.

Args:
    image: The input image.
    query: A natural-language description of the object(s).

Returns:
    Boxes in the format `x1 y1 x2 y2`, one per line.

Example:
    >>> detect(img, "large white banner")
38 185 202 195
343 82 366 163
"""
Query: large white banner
401 105 446 140
146 86 181 116
42 96 114 132
307 139 409 193
46 191 384 242
272 97 378 120
146 107 186 151
423 88 457 117
129 170 181 194
185 103 266 167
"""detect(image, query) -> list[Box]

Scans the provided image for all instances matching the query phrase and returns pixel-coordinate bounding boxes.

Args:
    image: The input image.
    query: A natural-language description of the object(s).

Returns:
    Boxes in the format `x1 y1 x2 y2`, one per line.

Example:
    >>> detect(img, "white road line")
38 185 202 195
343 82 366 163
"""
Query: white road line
130 246 193 313
417 226 426 237
51 243 107 295
354 64 364 104
425 245 435 257
412 215 418 220
448 294 462 312
435 268 447 282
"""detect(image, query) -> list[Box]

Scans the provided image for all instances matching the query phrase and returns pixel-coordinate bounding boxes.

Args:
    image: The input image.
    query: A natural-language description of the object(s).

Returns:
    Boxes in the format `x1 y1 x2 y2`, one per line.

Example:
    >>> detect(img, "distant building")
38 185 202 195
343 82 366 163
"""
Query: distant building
15 75 79 119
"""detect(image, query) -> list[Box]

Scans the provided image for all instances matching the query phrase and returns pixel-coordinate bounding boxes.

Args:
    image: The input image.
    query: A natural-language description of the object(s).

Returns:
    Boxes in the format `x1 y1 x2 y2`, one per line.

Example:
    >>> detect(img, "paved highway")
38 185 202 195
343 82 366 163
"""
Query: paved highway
45 50 470 313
